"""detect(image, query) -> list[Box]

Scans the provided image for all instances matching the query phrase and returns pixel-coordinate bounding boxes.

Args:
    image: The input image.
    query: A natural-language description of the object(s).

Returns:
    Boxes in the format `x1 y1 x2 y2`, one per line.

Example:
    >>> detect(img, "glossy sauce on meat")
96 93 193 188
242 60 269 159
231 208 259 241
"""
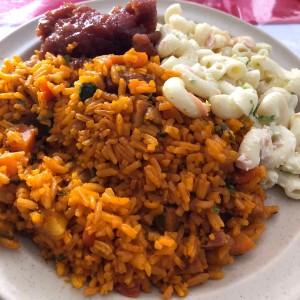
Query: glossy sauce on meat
36 0 160 58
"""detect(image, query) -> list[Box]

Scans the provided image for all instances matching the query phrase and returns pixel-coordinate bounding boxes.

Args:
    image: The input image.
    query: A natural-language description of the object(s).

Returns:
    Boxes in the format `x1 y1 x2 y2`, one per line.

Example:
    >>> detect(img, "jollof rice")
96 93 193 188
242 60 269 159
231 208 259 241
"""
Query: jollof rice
0 48 278 298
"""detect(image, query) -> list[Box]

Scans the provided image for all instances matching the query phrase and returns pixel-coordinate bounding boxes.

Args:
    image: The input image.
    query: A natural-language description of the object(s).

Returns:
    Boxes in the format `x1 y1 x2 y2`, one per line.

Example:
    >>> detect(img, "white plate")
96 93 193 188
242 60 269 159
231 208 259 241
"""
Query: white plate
1 1 300 299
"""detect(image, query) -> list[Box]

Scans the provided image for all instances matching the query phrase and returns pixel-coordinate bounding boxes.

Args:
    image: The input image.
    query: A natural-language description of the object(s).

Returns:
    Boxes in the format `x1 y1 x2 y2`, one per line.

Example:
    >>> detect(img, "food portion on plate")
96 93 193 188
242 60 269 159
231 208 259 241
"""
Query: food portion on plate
0 0 299 298
36 0 160 58
157 3 300 200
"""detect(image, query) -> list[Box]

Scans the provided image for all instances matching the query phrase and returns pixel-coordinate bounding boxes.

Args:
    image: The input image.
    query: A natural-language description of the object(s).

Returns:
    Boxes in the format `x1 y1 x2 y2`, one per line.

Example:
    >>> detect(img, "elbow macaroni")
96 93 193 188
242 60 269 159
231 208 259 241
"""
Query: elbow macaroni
163 77 209 118
289 113 300 151
276 170 300 200
172 64 220 98
158 4 300 199
200 54 247 80
257 91 291 127
209 87 258 119
261 125 296 169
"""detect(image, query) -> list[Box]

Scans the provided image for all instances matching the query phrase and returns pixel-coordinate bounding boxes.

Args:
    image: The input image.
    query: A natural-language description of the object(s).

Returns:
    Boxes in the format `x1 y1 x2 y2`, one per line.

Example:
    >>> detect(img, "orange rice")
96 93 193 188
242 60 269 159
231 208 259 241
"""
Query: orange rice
0 48 278 298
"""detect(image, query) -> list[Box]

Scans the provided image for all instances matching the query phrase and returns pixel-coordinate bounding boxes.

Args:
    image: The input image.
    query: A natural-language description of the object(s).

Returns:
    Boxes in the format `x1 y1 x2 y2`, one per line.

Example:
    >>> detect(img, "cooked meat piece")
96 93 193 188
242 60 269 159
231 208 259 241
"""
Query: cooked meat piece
132 99 149 128
115 280 141 298
203 231 233 249
104 75 118 94
119 71 155 84
177 257 204 275
132 32 162 57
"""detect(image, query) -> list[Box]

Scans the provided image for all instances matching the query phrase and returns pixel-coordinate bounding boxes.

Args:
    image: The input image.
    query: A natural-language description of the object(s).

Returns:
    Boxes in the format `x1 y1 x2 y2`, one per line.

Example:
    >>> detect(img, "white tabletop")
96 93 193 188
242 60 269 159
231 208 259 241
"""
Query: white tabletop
258 24 300 58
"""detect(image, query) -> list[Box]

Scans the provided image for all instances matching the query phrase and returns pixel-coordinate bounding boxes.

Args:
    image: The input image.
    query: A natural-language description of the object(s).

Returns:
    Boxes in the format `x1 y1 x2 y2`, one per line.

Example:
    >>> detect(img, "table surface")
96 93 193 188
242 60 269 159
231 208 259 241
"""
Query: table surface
257 24 300 58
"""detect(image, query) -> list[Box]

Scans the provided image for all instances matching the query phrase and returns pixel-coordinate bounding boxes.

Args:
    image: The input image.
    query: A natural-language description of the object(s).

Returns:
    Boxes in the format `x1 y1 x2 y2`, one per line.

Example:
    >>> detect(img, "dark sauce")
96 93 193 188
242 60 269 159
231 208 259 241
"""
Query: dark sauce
36 0 161 59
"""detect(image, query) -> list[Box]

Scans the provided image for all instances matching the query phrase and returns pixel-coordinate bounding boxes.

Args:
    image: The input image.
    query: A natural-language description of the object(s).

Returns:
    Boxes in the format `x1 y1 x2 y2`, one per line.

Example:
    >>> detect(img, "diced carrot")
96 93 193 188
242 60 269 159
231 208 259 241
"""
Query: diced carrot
225 118 244 132
229 232 255 256
124 48 148 68
8 127 36 153
40 79 54 102
131 52 148 68
128 79 156 95
128 78 139 88
98 55 113 69
161 69 181 81
110 55 125 65
0 152 25 177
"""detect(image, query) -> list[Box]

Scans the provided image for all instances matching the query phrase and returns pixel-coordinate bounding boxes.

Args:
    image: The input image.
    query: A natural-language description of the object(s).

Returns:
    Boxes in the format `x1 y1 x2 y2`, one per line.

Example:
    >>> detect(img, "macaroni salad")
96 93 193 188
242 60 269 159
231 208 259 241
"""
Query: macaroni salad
158 4 300 199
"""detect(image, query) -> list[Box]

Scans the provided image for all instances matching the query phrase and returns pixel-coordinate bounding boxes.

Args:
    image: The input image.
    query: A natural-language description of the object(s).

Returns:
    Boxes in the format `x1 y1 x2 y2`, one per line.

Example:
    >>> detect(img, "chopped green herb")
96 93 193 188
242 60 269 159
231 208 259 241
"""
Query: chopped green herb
248 100 275 125
16 99 26 106
225 179 235 193
215 123 229 136
215 123 235 141
189 78 197 84
79 82 97 101
253 104 259 116
248 100 255 116
57 254 65 261
174 32 181 39
213 206 220 215
257 114 275 125
63 55 70 66
57 190 67 196
248 99 259 118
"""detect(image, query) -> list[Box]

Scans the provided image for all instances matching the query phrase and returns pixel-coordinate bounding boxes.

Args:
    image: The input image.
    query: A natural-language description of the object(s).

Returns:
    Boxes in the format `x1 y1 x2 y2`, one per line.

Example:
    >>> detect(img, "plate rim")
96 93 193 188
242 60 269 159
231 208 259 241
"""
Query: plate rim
0 1 300 300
